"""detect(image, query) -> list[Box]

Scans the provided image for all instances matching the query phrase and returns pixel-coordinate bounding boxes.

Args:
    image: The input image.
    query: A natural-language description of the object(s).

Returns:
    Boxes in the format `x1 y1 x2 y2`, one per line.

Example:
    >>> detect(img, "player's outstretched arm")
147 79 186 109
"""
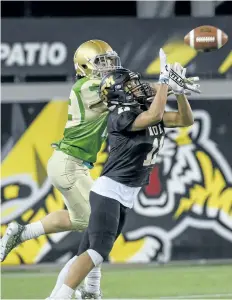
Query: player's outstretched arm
130 83 169 131
130 49 169 131
163 94 194 128
150 82 173 96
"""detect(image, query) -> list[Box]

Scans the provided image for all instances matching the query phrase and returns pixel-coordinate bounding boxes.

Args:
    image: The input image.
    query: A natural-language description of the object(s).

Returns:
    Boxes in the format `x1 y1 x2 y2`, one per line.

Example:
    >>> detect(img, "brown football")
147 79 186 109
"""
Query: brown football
184 25 228 52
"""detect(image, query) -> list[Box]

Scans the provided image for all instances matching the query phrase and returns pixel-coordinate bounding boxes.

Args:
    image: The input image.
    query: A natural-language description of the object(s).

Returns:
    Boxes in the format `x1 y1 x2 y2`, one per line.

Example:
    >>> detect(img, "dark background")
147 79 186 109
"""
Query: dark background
2 1 232 17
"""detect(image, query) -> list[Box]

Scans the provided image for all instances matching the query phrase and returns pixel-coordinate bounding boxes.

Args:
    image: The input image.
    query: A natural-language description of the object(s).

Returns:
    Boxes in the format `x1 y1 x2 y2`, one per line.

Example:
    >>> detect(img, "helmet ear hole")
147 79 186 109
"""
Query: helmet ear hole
82 64 88 69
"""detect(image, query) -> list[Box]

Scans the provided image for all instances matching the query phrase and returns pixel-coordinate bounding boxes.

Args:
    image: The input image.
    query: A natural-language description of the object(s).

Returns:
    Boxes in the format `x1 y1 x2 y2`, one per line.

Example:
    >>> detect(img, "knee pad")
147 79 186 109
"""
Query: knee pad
87 249 103 266
70 217 89 232
89 232 116 261
70 207 90 231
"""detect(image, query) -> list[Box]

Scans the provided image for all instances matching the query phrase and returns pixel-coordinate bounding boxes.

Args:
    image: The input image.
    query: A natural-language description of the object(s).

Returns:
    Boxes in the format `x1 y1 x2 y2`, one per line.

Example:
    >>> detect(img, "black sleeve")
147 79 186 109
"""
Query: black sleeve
110 110 139 132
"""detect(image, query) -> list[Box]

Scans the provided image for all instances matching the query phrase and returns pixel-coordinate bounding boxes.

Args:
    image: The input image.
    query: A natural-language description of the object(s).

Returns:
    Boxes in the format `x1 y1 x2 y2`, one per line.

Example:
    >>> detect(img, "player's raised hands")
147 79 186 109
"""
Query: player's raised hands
168 62 201 95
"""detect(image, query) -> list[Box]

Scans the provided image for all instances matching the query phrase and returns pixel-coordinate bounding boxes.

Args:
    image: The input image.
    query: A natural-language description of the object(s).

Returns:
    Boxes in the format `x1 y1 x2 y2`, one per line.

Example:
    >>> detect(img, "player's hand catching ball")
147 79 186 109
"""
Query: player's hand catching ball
169 62 201 95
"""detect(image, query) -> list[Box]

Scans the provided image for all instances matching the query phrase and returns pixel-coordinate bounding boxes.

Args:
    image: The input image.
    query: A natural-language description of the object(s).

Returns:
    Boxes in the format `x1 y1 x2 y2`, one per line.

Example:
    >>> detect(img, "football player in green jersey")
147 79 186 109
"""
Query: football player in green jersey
0 40 122 299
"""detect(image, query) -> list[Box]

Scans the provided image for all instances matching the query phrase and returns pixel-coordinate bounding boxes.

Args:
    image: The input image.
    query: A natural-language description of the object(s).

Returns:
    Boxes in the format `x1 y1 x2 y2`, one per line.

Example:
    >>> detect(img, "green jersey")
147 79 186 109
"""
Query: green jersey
55 77 109 163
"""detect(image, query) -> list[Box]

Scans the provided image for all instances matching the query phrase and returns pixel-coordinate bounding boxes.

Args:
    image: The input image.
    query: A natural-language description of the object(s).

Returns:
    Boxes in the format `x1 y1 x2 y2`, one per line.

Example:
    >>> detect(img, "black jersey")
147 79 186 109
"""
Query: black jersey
102 106 165 187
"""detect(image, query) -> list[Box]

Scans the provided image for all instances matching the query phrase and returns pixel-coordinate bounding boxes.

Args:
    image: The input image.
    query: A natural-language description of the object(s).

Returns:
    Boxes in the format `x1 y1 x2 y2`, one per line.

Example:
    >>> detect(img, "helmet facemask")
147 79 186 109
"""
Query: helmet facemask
124 74 155 106
86 51 122 78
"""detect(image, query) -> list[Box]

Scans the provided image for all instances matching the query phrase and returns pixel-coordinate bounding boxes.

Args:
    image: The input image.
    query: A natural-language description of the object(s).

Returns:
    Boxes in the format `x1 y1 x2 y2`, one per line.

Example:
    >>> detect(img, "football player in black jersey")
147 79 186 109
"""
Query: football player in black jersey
51 49 200 299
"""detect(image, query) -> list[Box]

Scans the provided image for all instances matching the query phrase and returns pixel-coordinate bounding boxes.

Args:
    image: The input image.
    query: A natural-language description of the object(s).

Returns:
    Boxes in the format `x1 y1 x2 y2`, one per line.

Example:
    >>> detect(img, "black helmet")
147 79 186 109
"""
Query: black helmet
99 68 154 107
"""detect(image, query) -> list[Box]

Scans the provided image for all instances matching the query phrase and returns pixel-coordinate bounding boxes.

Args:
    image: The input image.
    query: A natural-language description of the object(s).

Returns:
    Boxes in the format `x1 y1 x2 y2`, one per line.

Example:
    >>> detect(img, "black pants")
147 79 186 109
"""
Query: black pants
77 191 127 260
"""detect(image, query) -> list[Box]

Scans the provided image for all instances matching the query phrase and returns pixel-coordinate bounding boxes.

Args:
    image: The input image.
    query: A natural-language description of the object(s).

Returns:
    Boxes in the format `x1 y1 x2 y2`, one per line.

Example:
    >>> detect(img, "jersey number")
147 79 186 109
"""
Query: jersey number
143 136 164 166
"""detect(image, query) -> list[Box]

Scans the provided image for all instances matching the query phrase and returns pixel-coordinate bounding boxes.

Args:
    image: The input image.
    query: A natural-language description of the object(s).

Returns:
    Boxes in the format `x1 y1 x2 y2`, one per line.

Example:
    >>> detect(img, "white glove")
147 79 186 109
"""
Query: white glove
184 76 201 94
168 78 200 96
169 62 201 95
159 48 170 85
